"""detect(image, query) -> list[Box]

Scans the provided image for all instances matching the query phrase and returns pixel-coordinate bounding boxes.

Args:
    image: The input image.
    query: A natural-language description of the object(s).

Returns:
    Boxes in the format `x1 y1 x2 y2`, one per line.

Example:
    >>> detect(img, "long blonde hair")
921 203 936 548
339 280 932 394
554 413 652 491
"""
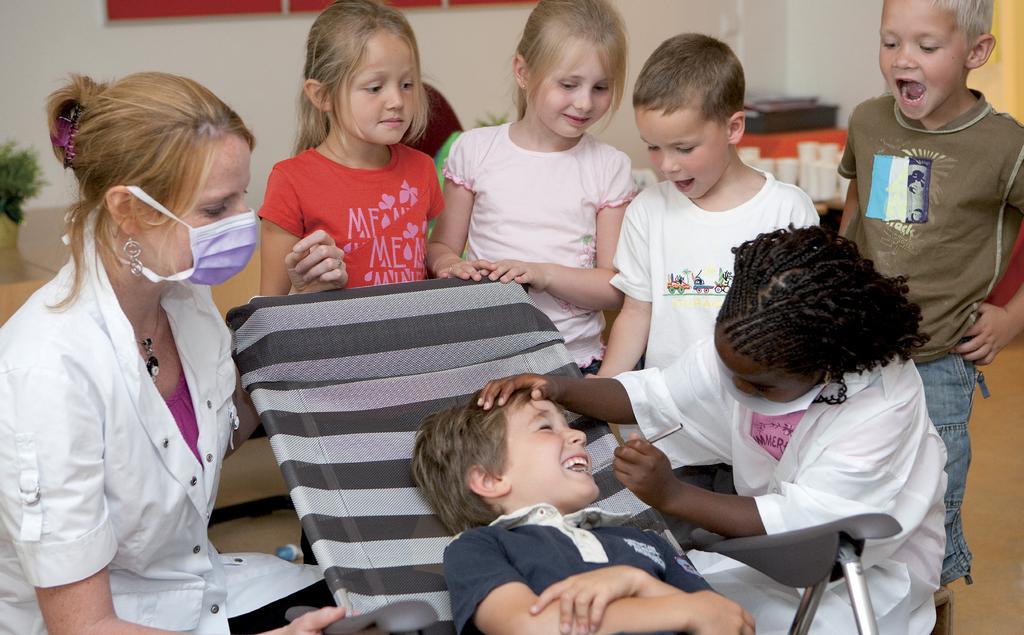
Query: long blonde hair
514 0 627 121
295 0 427 155
46 72 254 308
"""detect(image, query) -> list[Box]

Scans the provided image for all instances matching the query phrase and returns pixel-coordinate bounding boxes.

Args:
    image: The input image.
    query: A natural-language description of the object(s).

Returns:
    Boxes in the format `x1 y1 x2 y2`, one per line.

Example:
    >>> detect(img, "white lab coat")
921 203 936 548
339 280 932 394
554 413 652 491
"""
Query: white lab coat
0 242 320 634
616 339 947 635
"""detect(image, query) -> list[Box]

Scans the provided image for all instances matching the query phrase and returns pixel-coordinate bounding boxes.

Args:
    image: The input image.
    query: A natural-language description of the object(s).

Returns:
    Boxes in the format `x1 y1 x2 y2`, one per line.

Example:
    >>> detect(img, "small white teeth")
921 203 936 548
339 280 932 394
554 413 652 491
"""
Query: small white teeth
562 456 589 472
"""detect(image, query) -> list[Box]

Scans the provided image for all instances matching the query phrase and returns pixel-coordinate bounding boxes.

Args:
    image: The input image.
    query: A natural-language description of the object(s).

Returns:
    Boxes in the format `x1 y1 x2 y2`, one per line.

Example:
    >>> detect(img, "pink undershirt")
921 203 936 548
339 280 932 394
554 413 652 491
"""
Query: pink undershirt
165 370 202 466
750 410 807 460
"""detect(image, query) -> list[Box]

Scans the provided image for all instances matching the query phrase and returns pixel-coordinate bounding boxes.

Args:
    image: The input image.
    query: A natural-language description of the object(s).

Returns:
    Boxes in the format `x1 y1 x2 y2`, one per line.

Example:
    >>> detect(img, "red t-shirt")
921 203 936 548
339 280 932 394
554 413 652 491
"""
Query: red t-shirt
259 144 444 288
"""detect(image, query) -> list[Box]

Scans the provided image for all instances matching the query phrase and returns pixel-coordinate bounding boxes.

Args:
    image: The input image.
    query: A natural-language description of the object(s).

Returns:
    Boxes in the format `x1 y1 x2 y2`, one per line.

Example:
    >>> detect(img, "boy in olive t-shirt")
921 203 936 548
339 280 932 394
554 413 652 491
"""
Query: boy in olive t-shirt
839 0 1024 585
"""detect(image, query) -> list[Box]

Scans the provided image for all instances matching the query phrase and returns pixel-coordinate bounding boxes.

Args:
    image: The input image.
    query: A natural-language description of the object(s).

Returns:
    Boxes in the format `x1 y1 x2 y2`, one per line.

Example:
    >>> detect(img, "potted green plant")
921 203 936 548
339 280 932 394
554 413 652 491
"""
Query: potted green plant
0 141 46 249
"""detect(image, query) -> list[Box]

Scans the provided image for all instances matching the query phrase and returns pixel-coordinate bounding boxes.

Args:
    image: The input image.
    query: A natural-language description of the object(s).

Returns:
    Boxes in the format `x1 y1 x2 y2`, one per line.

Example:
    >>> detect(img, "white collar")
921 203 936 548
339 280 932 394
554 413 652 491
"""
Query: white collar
487 503 630 564
833 358 907 403
489 503 630 530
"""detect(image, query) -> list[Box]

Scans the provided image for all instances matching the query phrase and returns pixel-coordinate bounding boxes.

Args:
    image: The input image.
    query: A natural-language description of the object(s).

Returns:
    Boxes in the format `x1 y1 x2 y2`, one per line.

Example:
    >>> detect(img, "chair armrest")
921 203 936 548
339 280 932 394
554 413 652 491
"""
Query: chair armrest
286 600 438 634
688 513 901 588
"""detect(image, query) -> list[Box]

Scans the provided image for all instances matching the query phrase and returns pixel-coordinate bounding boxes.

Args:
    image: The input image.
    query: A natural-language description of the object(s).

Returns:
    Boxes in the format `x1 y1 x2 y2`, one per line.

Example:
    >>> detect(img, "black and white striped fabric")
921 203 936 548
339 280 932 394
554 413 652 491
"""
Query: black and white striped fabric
227 279 663 634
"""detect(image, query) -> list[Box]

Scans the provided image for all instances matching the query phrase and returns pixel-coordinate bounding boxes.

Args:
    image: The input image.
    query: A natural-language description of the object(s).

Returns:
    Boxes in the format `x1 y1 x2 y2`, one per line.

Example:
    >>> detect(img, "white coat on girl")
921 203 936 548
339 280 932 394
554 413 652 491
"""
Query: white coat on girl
616 337 947 635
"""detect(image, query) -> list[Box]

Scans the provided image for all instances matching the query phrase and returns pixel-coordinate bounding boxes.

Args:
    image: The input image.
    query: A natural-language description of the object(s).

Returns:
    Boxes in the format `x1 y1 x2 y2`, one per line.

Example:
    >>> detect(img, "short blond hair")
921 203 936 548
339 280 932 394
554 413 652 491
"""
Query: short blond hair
932 0 993 42
46 72 254 308
296 0 427 154
411 390 533 534
514 0 627 121
633 33 745 123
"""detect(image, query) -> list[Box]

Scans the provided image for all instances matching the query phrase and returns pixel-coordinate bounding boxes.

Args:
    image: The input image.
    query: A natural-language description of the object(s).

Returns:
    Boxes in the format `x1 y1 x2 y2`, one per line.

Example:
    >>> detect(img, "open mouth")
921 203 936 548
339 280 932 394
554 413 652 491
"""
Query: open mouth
561 456 590 473
897 80 926 104
674 178 695 192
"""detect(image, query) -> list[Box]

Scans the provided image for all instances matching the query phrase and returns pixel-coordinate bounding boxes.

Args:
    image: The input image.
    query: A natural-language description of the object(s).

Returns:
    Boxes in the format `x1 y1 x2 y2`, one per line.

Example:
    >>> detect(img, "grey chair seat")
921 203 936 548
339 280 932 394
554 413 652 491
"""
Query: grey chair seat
287 601 438 635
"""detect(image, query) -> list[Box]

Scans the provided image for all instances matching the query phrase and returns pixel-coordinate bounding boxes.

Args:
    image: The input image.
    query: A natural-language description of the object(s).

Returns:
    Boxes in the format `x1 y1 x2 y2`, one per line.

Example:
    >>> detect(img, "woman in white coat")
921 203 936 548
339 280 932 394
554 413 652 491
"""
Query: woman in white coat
479 226 947 635
0 73 348 634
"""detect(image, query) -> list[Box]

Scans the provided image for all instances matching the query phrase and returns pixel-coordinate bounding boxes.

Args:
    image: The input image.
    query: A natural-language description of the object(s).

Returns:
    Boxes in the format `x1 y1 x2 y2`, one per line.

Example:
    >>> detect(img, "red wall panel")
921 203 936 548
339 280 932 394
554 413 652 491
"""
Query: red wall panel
108 0 530 20
449 0 532 5
107 0 281 20
291 0 442 10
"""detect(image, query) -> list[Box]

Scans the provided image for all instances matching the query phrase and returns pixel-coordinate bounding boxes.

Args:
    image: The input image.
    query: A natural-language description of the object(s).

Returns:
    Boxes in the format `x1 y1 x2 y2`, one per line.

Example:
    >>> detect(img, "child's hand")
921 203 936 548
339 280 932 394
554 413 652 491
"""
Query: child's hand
478 373 559 409
679 590 756 635
266 605 346 634
285 230 348 294
439 259 492 281
613 435 679 509
486 259 551 290
954 302 1023 365
529 566 653 635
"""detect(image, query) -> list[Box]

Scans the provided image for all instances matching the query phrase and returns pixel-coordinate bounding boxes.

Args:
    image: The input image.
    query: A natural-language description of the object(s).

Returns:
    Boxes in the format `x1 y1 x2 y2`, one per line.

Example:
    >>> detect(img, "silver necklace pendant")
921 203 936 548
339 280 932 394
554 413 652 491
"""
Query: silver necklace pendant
140 337 160 383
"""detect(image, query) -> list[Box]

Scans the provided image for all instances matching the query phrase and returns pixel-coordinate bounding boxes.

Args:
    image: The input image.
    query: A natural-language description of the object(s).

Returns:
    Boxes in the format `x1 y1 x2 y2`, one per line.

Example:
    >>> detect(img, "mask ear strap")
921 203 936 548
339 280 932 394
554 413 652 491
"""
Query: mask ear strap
125 186 189 227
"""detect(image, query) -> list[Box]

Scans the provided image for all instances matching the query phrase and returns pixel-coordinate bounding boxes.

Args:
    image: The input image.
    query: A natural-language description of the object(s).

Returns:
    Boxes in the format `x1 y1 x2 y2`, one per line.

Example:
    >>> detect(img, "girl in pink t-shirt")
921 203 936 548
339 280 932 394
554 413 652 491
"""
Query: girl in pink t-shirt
426 0 635 371
259 0 443 295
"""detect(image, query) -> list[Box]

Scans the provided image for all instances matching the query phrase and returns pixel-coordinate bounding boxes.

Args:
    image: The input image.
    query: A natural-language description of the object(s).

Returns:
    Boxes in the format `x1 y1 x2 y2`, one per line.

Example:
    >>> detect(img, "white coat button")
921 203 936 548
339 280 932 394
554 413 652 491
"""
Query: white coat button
193 545 201 554
190 476 198 486
210 604 219 614
161 438 169 448
205 453 214 463
206 400 213 409
19 486 40 505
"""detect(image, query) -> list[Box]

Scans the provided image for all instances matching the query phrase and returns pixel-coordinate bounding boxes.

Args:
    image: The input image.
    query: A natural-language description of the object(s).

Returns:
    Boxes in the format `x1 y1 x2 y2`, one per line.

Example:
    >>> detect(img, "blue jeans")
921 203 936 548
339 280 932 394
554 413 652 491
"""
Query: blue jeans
916 353 978 584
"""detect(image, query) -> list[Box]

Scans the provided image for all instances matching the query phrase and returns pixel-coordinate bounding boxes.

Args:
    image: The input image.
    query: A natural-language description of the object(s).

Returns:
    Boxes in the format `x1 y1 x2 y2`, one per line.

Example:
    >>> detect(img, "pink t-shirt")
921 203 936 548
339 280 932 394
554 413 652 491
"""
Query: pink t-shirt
165 371 201 465
750 410 806 460
444 124 635 366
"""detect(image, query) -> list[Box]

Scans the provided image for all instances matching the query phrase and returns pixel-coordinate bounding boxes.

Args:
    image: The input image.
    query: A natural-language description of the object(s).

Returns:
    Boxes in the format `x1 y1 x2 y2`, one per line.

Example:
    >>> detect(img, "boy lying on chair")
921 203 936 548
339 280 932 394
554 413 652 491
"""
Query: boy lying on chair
411 389 754 635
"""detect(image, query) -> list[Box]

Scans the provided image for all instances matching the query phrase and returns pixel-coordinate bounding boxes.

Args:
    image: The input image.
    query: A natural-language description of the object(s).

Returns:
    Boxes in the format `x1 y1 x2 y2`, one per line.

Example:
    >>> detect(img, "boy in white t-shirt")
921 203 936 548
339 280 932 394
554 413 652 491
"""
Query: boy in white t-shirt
598 34 819 377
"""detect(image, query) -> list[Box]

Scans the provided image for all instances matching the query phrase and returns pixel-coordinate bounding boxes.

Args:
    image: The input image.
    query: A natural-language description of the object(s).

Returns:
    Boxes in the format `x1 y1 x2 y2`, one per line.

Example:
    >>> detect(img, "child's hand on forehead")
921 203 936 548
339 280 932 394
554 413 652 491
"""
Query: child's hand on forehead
478 373 560 409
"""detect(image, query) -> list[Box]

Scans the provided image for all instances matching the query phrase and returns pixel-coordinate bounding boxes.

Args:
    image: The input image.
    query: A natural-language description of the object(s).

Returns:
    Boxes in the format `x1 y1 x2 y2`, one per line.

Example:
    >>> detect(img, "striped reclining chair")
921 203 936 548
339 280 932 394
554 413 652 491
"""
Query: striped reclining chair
226 279 665 634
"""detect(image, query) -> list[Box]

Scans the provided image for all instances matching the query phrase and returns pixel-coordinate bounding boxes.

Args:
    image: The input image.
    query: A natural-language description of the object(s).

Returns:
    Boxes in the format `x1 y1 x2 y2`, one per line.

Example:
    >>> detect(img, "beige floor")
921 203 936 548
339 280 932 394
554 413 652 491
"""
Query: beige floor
211 338 1024 632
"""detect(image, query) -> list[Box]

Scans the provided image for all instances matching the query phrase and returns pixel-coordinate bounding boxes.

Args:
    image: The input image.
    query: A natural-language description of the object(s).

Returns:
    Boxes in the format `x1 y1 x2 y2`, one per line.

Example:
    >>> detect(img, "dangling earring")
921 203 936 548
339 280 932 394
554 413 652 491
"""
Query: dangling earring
124 237 143 276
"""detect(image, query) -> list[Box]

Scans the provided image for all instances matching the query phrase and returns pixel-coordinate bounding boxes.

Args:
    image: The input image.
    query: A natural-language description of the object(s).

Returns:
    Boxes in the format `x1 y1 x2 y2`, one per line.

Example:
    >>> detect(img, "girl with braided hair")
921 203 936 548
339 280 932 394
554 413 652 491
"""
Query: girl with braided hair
478 226 948 634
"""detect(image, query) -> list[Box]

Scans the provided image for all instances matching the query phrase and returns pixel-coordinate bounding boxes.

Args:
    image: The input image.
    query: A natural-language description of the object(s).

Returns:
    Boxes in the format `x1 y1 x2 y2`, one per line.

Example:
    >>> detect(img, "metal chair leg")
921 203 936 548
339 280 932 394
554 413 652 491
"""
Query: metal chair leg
789 576 829 635
837 540 880 635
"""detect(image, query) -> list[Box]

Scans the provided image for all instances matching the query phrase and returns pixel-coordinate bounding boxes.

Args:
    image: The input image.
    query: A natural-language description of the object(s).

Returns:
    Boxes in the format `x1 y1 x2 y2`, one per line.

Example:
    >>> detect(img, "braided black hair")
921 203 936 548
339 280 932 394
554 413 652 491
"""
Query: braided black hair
717 226 928 384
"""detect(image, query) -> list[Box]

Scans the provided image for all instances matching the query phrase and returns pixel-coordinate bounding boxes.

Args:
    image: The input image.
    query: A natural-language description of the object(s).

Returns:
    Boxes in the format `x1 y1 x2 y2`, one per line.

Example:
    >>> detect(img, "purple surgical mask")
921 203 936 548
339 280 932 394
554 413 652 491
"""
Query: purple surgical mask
126 185 257 285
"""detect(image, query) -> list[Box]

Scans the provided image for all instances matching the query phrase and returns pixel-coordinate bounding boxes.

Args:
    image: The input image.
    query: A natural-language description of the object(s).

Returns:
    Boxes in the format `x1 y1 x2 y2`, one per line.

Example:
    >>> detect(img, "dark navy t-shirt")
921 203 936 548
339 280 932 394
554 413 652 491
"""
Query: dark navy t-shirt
444 523 712 634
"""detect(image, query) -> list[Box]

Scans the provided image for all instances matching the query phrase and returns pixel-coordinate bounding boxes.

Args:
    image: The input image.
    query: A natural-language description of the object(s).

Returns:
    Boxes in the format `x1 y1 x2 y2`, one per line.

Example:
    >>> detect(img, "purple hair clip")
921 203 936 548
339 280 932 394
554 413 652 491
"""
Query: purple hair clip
51 103 83 168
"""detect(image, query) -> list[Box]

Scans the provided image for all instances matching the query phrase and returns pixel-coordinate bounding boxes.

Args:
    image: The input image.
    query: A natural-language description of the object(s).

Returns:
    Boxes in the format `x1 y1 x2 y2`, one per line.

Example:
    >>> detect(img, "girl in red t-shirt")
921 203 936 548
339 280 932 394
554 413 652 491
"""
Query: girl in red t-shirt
259 0 443 294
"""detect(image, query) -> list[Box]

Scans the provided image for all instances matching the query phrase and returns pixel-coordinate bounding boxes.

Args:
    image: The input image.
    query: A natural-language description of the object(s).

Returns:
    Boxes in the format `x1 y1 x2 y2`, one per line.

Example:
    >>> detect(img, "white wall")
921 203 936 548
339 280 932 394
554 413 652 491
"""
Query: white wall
783 0 885 127
0 0 887 212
